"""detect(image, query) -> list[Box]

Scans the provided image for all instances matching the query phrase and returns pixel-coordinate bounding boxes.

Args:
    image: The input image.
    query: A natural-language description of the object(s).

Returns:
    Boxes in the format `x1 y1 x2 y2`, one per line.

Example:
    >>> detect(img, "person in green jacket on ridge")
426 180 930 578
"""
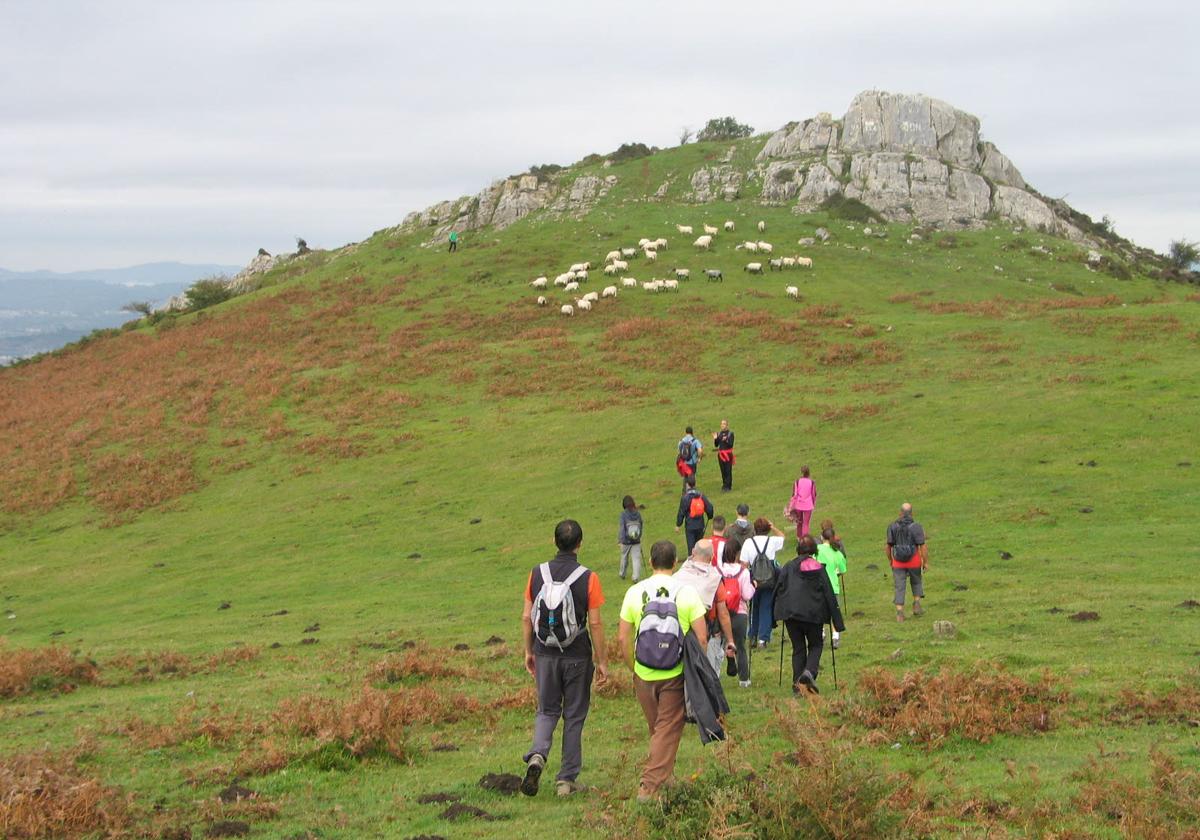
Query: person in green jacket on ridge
448 230 459 252
816 527 847 649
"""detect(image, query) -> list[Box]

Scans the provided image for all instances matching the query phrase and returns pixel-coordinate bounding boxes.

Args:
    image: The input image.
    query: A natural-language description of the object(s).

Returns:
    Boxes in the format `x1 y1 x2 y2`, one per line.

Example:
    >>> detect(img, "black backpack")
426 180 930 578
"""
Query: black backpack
679 438 694 461
749 537 776 589
892 520 917 561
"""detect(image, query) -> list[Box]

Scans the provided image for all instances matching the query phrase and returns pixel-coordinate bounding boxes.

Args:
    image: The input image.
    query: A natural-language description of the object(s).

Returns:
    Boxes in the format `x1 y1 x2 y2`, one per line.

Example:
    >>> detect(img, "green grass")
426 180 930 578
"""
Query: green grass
2 136 1199 838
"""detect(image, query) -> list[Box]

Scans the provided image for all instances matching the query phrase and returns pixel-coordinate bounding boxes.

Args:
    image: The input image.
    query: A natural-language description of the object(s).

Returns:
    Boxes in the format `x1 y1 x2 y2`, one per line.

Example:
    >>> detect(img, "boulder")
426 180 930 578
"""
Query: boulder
993 186 1060 234
757 113 839 160
980 142 1026 189
689 166 742 203
841 91 982 170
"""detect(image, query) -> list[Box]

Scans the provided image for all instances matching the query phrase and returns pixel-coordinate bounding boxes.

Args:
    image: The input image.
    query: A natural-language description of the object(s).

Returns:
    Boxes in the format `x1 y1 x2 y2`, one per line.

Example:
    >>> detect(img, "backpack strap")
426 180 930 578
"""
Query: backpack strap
561 565 588 589
538 562 552 586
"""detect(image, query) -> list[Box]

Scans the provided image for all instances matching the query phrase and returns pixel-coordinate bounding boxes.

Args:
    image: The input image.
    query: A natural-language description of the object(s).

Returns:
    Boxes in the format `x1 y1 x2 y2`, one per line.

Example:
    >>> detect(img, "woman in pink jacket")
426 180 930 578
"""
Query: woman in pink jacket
788 465 816 538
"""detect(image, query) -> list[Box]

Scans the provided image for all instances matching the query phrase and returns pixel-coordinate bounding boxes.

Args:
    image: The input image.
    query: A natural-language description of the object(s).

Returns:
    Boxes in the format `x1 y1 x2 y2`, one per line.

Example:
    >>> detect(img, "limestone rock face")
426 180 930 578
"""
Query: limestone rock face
980 142 1026 189
841 91 982 169
993 186 1062 234
689 166 742 202
757 113 839 160
227 251 280 293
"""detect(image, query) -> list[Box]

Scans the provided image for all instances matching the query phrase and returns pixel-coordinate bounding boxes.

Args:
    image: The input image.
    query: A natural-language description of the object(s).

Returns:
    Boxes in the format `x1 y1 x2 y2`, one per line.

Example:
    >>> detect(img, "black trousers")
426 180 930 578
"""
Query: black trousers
784 619 824 684
448 240 457 252
717 455 733 490
684 526 705 555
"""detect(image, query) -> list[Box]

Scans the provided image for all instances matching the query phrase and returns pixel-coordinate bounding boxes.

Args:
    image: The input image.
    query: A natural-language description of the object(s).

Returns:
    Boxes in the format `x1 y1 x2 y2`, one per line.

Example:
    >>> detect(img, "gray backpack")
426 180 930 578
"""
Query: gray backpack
531 563 588 650
635 583 684 670
749 537 776 589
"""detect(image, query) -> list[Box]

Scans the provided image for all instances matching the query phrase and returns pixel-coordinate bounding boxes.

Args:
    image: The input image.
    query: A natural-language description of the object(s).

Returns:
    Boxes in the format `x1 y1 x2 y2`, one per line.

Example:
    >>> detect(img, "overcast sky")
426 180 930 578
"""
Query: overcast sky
2 0 1196 272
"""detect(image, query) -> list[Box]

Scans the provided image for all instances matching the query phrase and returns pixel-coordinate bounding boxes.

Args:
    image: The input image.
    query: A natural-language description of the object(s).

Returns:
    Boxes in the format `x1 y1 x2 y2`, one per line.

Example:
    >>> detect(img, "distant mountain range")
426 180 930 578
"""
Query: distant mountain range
0 262 241 364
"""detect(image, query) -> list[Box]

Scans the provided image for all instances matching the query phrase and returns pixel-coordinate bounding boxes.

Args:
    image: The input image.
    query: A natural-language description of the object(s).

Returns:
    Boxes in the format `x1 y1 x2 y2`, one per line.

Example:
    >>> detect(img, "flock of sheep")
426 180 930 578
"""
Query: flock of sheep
529 219 817 316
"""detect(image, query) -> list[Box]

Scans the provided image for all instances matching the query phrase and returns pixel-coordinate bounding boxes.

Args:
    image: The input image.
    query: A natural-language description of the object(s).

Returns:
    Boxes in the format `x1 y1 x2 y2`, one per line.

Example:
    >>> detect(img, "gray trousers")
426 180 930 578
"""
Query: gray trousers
524 655 594 782
619 542 643 580
893 566 924 605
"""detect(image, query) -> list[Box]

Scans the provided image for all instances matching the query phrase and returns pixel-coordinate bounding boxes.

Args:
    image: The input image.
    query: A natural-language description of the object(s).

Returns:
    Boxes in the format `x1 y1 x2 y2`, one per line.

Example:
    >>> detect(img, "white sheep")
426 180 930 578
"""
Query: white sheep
621 247 637 258
738 241 759 253
757 241 773 254
675 268 690 280
797 257 813 268
663 279 679 291
576 298 592 312
537 295 548 306
704 269 723 282
642 240 658 252
554 273 572 286
569 262 588 273
530 277 548 289
638 238 651 247
622 277 638 288
757 220 766 233
768 258 784 271
602 285 618 298
575 270 588 282
611 259 629 272
724 220 735 232
676 224 693 235
642 280 662 292
781 257 796 269
604 264 620 276
582 291 600 303
693 235 713 250
703 224 719 235
644 250 658 262
785 285 799 299
564 281 579 292
604 250 622 263
561 304 574 316
744 262 763 274
654 238 669 250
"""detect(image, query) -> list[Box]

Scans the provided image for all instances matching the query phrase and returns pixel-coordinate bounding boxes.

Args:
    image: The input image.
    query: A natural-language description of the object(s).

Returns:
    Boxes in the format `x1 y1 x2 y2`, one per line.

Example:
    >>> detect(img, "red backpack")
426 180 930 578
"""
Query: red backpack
688 494 706 519
717 568 743 613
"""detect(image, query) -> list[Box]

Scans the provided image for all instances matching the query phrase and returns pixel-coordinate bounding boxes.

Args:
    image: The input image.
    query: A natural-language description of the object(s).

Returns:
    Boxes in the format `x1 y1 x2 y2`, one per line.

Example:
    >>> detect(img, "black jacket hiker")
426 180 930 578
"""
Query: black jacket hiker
773 556 845 688
682 631 729 745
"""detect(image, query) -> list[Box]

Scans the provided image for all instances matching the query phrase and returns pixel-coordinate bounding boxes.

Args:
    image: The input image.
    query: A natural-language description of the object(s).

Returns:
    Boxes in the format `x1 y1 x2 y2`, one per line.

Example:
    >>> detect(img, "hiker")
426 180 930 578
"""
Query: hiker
673 539 737 676
740 517 787 648
675 475 713 555
786 465 817 537
676 426 702 490
725 503 753 551
816 528 847 648
711 419 735 492
448 230 459 252
618 540 710 802
618 495 644 582
710 515 728 569
819 517 848 558
717 540 755 686
887 502 928 622
520 519 608 797
773 534 845 695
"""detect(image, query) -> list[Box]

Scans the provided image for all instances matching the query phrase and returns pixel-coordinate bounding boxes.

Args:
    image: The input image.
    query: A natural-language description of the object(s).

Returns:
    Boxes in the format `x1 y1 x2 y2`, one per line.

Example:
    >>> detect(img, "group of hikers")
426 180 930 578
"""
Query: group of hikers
518 424 930 801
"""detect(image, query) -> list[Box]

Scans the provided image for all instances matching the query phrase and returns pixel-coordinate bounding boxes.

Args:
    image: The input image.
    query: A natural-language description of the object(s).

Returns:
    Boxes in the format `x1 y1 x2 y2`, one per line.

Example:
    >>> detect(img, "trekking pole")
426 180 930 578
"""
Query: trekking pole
840 573 847 615
828 620 838 691
777 631 785 687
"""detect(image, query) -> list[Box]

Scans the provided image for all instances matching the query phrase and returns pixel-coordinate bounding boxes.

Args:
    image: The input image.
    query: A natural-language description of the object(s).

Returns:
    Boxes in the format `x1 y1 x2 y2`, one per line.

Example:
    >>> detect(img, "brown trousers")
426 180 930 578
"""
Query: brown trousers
633 674 687 794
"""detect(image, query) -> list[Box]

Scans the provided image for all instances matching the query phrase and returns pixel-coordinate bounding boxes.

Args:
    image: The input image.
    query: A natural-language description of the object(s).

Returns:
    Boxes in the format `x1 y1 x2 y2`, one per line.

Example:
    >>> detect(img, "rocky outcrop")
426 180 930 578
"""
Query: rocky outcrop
756 90 1080 237
688 166 742 202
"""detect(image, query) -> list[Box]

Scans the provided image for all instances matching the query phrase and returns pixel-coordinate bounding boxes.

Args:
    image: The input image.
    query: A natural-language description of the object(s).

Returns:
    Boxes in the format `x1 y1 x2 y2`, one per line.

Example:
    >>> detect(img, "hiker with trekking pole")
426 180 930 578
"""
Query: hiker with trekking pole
772 534 845 695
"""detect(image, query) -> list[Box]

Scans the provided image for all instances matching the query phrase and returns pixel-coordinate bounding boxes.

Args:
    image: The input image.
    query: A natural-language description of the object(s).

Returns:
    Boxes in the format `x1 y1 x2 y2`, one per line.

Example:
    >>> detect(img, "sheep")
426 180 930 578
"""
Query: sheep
604 250 622 263
757 220 766 233
781 257 796 269
693 235 713 250
785 285 799 299
642 240 658 252
645 250 658 262
705 269 723 282
757 241 773 253
676 224 693 234
602 285 618 298
575 270 589 282
654 238 669 250
663 279 679 291
530 277 548 289
737 241 758 253
604 264 620 276
576 298 592 312
744 262 763 274
611 259 629 272
582 291 600 303
569 262 588 273
637 238 651 247
796 257 813 268
622 277 638 288
724 220 735 232
703 224 719 235
564 281 579 292
621 247 637 258
642 280 662 292
554 273 573 286
561 304 574 316
768 258 784 271
674 268 690 280
537 295 548 306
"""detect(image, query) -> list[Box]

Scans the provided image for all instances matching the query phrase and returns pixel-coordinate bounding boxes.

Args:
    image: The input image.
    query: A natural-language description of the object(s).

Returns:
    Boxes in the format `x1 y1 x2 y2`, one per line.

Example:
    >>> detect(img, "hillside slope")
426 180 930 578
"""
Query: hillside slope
1 94 1199 838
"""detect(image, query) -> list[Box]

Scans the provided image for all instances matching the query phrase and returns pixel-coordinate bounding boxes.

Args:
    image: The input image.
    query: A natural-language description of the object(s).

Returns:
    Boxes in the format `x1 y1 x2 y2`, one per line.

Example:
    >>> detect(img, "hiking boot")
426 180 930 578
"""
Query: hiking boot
832 636 840 650
913 601 924 617
738 680 751 688
798 670 819 694
556 780 585 797
756 639 767 650
896 612 906 623
521 754 544 796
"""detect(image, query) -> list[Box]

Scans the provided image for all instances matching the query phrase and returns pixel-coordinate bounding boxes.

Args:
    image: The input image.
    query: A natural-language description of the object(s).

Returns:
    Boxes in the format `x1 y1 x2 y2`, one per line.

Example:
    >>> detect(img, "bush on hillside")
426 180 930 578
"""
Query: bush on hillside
608 142 653 164
184 276 235 311
528 163 563 181
696 116 754 141
819 193 883 223
1167 238 1198 270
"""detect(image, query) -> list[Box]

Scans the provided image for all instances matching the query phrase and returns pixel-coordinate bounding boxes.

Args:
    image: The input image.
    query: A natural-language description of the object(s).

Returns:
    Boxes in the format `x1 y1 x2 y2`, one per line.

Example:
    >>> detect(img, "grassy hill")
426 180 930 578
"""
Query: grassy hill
1 133 1199 839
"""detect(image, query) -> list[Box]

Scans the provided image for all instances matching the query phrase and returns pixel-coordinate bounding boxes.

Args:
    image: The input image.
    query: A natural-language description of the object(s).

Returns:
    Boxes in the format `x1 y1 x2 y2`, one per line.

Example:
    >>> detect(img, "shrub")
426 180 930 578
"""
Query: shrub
609 142 652 164
818 193 883 223
528 163 563 180
696 117 753 142
0 746 129 838
1167 238 1198 269
0 643 99 698
184 276 235 311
